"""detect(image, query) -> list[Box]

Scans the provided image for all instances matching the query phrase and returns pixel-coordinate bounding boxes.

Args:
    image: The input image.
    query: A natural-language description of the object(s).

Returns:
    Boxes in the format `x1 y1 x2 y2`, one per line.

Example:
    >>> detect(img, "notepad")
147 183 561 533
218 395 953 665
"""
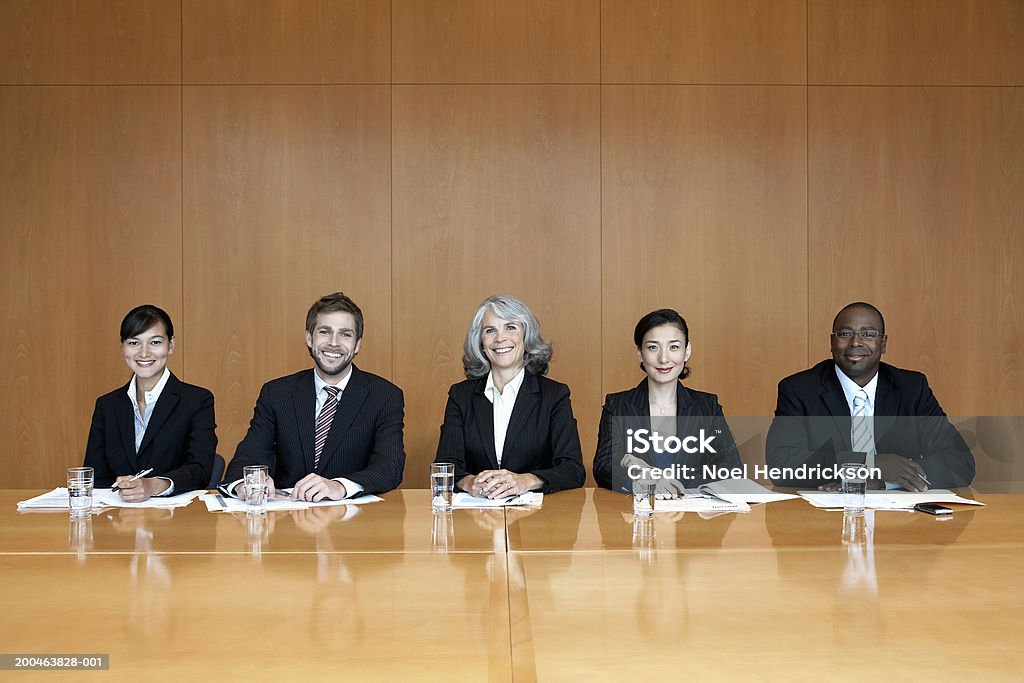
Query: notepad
450 492 543 509
199 492 383 512
695 478 800 505
17 487 203 511
798 490 984 510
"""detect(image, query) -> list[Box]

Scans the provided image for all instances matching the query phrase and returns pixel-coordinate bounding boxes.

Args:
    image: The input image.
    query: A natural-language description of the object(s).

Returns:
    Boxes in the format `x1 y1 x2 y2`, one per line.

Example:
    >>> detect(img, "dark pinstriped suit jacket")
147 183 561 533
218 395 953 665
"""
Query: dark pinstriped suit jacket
434 372 585 494
224 366 405 493
84 372 217 491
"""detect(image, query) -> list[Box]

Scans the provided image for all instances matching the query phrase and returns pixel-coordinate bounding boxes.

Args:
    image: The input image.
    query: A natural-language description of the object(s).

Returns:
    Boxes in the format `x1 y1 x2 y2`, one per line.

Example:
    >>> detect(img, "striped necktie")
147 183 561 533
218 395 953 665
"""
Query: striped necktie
851 390 875 468
314 385 340 470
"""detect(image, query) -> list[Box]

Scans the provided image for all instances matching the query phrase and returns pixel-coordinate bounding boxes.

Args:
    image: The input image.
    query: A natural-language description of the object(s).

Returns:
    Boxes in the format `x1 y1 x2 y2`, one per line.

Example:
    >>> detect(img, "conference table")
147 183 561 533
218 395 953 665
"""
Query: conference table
1 489 1022 681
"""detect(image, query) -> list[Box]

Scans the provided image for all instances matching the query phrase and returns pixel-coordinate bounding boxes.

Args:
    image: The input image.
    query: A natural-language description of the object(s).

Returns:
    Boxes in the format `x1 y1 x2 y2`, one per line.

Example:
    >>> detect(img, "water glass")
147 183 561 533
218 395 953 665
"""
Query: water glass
632 479 655 517
839 462 867 513
67 467 94 518
243 465 269 515
430 463 455 511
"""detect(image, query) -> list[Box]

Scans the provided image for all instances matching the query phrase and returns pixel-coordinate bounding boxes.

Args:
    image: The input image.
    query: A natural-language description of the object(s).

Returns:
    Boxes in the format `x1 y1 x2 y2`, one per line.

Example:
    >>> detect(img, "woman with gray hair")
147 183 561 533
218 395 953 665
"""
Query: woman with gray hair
434 295 585 498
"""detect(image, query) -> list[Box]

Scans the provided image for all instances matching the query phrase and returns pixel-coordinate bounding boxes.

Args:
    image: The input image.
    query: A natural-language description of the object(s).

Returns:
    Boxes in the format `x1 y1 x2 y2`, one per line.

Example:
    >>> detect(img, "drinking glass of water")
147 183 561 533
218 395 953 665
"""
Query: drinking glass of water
243 465 269 515
67 467 94 518
431 463 455 511
632 479 655 517
839 461 867 513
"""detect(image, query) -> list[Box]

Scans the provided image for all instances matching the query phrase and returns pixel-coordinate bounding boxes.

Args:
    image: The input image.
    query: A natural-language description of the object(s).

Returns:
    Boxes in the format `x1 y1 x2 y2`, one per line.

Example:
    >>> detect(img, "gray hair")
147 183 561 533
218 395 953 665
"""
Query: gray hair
462 295 552 379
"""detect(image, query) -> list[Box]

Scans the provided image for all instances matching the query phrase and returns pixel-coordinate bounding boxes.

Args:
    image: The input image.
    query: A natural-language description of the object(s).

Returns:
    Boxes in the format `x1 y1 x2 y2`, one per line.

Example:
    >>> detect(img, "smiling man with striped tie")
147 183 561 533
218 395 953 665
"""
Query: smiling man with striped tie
765 302 974 491
222 292 405 501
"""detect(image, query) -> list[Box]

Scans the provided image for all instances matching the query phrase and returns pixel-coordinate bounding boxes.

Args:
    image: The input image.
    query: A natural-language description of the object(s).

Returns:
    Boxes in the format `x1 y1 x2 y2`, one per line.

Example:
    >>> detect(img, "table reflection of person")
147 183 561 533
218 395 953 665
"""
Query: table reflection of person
594 309 742 498
434 295 585 498
84 305 216 501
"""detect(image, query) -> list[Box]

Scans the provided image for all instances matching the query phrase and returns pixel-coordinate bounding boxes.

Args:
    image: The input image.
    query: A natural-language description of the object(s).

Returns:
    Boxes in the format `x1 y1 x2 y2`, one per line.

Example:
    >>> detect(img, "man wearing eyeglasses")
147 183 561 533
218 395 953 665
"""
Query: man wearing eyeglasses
766 301 974 490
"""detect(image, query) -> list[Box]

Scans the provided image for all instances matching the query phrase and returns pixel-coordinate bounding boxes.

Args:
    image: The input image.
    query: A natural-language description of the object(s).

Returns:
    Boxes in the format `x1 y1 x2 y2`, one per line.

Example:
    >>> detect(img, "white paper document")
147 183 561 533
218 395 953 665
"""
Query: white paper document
656 495 750 513
798 489 985 510
199 492 383 512
451 492 543 509
697 479 800 504
17 487 203 511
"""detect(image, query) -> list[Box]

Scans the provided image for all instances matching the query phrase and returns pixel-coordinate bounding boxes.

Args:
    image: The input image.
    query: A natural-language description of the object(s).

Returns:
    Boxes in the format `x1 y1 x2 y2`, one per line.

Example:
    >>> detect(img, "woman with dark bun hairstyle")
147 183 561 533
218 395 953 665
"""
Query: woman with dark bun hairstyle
593 309 741 497
83 305 216 501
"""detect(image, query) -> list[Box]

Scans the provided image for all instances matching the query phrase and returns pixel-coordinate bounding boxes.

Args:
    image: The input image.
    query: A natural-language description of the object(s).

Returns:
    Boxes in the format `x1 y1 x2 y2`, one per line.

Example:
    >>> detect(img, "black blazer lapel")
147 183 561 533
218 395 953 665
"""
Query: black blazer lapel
292 371 317 474
502 373 540 467
472 381 499 469
820 365 853 449
114 386 140 471
137 374 181 458
874 366 901 447
317 367 368 473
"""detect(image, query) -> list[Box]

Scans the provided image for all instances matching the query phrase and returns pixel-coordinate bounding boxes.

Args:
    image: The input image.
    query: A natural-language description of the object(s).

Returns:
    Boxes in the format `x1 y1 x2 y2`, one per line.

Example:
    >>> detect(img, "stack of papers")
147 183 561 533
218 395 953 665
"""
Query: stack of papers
798 490 985 510
199 492 383 512
17 487 203 511
696 479 800 505
451 492 543 508
655 497 750 513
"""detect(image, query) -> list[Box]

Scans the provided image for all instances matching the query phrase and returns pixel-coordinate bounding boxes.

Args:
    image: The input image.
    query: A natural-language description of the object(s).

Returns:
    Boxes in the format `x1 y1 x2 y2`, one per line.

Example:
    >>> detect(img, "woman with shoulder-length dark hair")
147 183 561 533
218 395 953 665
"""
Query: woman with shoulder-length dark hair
83 305 217 501
593 308 741 497
434 295 585 498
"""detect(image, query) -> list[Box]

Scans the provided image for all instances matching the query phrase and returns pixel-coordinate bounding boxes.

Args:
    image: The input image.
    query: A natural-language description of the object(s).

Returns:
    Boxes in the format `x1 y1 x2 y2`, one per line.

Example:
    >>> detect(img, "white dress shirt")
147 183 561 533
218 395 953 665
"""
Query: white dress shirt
312 369 363 498
126 368 174 495
484 367 526 466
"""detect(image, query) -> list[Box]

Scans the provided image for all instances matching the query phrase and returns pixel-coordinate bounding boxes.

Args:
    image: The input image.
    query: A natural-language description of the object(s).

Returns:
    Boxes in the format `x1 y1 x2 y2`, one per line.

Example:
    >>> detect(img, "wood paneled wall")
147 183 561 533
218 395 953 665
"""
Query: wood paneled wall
2 1 1022 488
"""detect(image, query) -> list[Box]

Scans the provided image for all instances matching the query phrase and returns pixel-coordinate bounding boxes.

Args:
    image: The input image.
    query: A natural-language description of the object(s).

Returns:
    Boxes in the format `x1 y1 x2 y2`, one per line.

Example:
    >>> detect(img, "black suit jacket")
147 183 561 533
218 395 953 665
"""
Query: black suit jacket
84 372 217 491
593 379 743 492
225 366 405 494
765 360 974 487
434 373 585 494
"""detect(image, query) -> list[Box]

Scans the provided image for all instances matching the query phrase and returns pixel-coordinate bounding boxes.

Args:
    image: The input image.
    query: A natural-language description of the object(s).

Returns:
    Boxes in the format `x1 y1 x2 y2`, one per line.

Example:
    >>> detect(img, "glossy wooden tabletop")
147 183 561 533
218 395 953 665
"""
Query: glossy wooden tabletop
3 488 1023 681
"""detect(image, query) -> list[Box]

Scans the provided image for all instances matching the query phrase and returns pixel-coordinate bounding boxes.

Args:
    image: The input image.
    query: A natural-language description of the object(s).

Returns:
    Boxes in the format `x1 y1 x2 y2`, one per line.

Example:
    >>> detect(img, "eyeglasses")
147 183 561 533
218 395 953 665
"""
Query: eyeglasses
832 329 883 340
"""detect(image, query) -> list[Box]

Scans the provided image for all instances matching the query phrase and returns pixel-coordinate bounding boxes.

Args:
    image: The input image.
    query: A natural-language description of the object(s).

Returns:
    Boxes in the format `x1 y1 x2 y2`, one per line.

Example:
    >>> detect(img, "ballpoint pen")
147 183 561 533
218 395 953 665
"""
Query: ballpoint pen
111 468 154 492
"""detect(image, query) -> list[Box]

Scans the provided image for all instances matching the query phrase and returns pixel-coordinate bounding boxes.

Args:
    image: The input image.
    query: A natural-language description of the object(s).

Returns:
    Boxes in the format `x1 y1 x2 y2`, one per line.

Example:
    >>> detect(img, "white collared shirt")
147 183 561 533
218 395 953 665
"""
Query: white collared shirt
834 364 884 478
126 368 174 495
484 367 526 466
312 368 362 498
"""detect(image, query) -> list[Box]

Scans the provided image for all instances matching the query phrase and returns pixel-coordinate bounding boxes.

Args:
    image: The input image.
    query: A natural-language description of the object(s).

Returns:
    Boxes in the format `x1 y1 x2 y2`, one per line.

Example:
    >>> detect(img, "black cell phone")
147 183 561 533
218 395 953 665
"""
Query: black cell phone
914 503 953 515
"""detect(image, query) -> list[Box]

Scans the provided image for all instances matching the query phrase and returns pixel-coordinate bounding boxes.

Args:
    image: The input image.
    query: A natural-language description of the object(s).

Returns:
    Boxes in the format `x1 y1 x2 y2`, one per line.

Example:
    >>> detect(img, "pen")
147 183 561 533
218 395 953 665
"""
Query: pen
111 468 153 492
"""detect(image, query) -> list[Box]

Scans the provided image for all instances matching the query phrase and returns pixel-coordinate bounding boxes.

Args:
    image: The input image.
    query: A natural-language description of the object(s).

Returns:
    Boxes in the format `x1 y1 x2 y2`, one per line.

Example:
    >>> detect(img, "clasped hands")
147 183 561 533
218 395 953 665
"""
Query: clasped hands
113 476 170 503
818 453 930 493
460 470 542 499
234 473 349 502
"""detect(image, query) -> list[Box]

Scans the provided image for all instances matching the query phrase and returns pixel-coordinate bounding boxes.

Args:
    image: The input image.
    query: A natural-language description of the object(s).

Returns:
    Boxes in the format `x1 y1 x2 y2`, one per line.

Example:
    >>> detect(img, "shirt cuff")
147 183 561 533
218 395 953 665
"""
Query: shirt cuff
333 477 363 499
221 479 244 498
154 477 175 496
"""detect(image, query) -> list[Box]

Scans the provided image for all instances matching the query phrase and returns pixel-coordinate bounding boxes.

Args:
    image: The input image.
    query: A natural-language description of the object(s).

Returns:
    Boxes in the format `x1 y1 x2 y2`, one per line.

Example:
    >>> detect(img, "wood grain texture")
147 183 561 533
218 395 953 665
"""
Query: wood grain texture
0 86 182 487
392 0 599 83
810 0 1024 85
183 0 390 84
602 85 807 416
602 0 806 84
183 86 392 460
0 0 181 84
392 85 601 486
809 87 1024 416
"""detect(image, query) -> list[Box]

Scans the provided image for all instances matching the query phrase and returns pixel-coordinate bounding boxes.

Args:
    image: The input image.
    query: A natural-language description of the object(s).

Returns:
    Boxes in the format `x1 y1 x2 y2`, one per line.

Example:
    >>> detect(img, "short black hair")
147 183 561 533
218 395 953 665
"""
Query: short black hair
833 301 886 334
633 309 691 380
120 305 174 342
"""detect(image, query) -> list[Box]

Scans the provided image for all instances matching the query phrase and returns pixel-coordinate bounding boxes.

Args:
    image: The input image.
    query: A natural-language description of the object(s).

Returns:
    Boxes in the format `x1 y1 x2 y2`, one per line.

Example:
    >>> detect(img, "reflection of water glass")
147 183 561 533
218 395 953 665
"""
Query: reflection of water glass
67 467 94 518
430 463 454 511
431 511 455 552
243 465 269 515
839 462 866 513
632 515 655 559
68 515 94 561
632 480 655 517
246 512 268 558
842 510 867 547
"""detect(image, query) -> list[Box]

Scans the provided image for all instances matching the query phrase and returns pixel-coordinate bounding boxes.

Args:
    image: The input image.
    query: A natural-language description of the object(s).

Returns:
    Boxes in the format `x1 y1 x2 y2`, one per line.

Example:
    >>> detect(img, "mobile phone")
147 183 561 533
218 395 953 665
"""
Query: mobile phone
914 503 953 515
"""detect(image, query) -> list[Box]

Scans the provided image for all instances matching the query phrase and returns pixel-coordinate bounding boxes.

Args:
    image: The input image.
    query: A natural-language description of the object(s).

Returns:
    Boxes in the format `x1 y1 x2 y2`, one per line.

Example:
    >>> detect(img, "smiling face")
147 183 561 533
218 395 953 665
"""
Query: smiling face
638 323 691 385
306 311 361 381
480 307 525 373
831 306 887 386
122 323 173 381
